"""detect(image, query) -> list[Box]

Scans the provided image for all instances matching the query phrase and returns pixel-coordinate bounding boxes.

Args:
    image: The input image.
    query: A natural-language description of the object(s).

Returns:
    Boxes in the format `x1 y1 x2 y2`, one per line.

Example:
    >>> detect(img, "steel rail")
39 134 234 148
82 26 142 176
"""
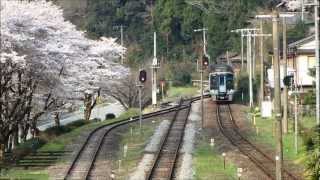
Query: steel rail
146 98 193 179
63 95 205 180
216 104 299 180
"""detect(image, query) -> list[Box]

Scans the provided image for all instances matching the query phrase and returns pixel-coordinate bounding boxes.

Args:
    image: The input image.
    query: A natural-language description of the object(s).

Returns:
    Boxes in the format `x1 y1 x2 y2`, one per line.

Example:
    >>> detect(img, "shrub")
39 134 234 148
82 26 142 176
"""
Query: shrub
303 90 316 105
40 119 89 141
234 73 259 104
13 138 46 161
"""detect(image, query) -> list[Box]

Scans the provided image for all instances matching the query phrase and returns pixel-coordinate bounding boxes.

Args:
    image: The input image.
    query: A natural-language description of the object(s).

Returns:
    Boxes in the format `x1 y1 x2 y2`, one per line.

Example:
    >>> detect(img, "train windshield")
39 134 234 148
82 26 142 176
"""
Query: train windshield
219 76 225 85
226 74 234 89
210 75 217 89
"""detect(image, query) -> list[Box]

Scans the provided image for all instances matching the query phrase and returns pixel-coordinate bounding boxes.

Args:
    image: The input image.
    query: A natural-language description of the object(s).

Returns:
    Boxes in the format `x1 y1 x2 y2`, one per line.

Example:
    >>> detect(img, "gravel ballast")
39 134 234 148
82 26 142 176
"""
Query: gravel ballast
129 120 170 179
177 101 200 180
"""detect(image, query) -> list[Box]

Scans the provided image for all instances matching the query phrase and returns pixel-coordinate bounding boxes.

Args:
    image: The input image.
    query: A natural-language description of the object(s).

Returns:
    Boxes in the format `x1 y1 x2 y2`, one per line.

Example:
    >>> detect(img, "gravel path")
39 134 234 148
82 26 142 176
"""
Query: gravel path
177 101 201 180
145 120 170 153
129 120 171 180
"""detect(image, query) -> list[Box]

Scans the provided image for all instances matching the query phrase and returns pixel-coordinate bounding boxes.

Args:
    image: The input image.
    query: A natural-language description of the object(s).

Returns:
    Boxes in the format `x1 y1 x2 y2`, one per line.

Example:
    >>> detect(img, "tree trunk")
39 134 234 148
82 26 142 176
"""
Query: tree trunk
54 112 60 127
7 135 12 152
84 93 93 121
166 33 169 60
20 124 28 143
13 128 19 149
0 143 4 162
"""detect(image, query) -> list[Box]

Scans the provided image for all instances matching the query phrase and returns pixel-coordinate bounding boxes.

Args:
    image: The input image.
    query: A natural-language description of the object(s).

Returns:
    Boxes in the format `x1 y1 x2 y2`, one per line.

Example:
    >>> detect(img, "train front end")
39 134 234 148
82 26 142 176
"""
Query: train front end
209 65 235 102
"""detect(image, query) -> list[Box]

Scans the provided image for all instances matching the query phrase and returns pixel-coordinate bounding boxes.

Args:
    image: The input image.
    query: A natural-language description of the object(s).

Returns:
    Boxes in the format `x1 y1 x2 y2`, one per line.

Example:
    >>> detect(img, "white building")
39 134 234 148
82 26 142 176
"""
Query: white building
267 36 316 91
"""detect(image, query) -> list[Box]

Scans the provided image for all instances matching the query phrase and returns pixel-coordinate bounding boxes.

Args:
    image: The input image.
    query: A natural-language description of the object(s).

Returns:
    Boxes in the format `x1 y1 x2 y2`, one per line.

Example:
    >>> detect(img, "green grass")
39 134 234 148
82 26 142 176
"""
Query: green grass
114 119 160 179
248 114 317 165
166 86 198 101
1 109 140 179
194 134 237 179
40 108 139 152
301 116 317 130
0 169 49 180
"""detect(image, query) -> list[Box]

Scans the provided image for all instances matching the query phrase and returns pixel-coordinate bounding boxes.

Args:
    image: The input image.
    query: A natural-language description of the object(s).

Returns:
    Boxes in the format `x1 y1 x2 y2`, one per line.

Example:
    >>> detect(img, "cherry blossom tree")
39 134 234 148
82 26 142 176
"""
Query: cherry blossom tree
0 0 128 159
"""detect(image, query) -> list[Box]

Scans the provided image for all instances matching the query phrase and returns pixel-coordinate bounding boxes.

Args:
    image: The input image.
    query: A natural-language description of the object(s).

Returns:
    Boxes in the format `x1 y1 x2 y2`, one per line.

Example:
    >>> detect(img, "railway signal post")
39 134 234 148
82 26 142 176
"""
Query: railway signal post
138 69 147 132
194 28 208 128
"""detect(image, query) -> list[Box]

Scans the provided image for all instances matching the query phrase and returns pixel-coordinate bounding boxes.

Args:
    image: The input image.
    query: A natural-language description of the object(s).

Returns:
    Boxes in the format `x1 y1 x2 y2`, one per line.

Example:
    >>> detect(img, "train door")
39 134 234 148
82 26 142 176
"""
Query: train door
218 75 226 93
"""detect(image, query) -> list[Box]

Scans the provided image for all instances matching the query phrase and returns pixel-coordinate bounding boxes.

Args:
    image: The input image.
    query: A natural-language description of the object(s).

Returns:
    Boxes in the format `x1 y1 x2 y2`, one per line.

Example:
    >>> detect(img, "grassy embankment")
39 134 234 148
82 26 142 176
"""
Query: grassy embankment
114 119 161 179
166 86 199 101
247 111 317 169
0 109 139 180
194 133 237 179
1 86 199 179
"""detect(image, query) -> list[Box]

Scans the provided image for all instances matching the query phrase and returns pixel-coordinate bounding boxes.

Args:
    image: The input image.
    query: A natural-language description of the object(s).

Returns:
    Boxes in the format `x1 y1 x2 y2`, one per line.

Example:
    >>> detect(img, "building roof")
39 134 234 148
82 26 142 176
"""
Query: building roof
288 35 315 53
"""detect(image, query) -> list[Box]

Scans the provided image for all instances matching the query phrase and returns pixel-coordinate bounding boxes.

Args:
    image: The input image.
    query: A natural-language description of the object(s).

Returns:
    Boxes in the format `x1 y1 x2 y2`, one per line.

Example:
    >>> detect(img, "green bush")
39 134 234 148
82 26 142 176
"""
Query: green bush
117 108 139 120
303 90 316 105
43 119 88 137
167 62 194 86
234 73 259 104
302 125 320 152
13 138 46 161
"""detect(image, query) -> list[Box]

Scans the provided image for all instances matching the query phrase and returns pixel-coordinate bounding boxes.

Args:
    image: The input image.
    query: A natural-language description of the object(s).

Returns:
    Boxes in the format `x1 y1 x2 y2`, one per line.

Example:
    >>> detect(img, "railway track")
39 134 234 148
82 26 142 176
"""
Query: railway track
146 98 193 180
216 104 299 180
63 96 204 180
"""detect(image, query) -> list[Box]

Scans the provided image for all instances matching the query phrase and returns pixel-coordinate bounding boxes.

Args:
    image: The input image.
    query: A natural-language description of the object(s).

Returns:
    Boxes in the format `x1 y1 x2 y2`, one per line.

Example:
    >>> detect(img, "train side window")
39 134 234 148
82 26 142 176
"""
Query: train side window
226 74 234 89
210 75 217 89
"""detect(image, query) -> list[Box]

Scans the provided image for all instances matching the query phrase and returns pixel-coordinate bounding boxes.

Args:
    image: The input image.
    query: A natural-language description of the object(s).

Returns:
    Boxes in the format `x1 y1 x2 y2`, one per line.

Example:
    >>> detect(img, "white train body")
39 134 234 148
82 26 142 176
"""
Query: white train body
209 64 235 102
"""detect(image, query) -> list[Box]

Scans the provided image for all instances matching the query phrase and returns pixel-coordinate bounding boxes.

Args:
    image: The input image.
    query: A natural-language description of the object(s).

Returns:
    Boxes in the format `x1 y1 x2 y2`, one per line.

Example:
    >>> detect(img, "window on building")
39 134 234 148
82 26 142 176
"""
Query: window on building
307 56 315 68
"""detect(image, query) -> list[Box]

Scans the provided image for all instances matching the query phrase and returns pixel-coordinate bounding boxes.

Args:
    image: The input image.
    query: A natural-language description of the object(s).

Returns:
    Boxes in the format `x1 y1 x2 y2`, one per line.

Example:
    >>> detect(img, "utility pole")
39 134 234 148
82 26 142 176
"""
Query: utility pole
113 25 125 64
248 33 253 108
120 25 124 64
260 21 265 108
253 36 256 78
256 13 296 180
283 18 289 134
294 62 299 154
315 0 320 125
241 32 244 69
232 28 260 108
272 11 283 180
242 31 271 108
302 0 305 21
303 0 320 125
151 32 159 108
194 28 208 127
231 28 259 71
227 50 230 65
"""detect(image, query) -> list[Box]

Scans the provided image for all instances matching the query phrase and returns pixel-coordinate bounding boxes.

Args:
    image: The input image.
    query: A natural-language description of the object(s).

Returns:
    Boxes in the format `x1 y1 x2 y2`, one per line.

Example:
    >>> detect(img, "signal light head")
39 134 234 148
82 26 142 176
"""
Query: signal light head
139 70 147 83
202 55 209 67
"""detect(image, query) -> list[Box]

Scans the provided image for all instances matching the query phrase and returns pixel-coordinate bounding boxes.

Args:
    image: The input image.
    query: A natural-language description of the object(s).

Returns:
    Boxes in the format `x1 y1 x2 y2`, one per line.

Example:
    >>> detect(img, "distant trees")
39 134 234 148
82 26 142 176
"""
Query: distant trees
0 0 126 160
103 72 151 110
85 0 265 71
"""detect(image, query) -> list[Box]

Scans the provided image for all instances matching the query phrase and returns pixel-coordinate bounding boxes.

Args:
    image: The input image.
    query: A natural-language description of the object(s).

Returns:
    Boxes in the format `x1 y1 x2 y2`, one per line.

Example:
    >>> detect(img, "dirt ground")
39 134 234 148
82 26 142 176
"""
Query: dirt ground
202 99 271 180
202 99 303 180
48 112 174 180
229 104 303 179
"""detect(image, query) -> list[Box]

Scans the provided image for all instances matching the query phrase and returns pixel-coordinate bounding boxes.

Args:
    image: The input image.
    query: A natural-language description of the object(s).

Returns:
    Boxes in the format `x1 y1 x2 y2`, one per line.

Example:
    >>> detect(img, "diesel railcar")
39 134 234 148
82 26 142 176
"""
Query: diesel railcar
209 64 235 101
